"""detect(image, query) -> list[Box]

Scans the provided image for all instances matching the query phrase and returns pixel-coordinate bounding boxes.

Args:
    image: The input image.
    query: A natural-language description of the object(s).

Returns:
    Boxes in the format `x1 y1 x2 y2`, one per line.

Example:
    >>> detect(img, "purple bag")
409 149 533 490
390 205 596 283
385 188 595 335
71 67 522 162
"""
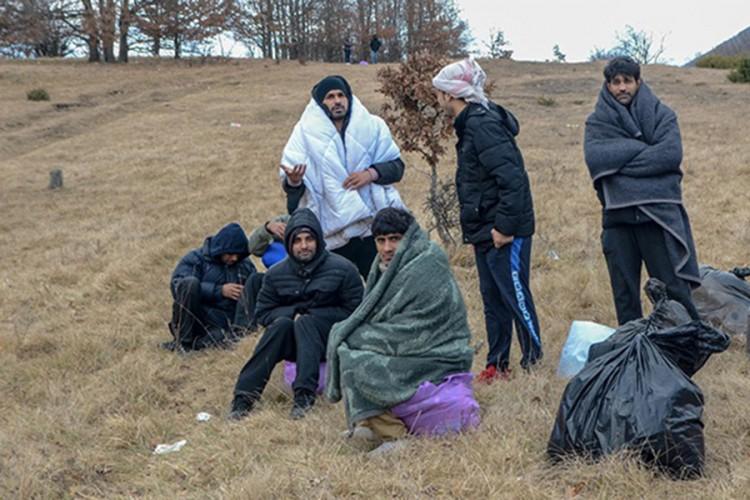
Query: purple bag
391 373 480 436
282 361 326 395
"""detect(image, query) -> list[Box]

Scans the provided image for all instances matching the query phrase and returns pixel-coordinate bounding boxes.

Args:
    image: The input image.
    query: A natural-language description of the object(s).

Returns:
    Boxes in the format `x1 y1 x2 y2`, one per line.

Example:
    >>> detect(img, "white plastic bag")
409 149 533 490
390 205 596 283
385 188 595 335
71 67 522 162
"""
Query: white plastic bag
557 321 615 378
153 439 187 455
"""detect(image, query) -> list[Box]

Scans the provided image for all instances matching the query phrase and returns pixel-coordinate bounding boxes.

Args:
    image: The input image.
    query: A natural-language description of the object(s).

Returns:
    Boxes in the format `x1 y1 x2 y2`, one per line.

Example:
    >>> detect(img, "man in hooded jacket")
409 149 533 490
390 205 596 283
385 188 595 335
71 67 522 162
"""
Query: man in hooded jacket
229 208 364 420
166 222 261 351
433 58 542 382
280 75 407 277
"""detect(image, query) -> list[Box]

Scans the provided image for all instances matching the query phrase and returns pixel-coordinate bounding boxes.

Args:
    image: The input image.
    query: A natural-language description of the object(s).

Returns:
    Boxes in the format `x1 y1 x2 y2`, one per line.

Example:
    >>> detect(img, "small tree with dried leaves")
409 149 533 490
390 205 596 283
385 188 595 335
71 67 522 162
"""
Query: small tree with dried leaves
378 52 464 246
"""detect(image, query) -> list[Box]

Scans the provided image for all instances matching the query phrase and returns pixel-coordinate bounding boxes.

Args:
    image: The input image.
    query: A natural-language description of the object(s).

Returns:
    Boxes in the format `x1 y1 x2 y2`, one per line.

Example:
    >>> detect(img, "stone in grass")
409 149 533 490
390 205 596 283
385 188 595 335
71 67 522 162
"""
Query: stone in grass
49 169 63 189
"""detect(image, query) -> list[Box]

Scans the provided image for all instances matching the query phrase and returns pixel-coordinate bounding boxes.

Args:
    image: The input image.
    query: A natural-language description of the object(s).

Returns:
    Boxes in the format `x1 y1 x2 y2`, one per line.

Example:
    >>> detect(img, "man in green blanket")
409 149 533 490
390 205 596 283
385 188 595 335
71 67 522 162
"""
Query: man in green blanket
325 208 475 446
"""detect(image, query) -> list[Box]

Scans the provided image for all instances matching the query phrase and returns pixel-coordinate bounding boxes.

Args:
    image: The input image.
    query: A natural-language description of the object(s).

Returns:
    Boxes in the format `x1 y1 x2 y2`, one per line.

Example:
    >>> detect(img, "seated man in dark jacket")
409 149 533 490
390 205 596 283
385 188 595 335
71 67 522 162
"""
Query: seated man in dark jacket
165 222 262 352
229 208 364 420
433 58 542 382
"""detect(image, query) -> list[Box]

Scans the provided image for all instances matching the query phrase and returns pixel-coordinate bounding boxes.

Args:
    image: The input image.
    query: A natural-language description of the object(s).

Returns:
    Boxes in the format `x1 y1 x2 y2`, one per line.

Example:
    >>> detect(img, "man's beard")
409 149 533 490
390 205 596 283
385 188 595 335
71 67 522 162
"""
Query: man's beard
294 251 315 263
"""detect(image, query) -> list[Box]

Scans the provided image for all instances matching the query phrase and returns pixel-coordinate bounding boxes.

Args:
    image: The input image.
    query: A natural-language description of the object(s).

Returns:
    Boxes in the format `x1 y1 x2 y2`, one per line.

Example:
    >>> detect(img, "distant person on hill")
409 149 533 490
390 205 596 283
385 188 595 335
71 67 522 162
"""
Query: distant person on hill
326 208 478 453
369 34 382 64
229 209 363 421
280 75 407 277
584 56 701 325
343 37 353 64
432 58 542 383
247 214 289 269
164 223 262 352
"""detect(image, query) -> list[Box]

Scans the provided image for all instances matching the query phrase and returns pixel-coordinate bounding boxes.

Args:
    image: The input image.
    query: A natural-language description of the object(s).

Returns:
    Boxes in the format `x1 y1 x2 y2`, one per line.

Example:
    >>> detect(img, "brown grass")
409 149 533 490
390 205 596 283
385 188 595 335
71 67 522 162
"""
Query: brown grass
0 57 748 499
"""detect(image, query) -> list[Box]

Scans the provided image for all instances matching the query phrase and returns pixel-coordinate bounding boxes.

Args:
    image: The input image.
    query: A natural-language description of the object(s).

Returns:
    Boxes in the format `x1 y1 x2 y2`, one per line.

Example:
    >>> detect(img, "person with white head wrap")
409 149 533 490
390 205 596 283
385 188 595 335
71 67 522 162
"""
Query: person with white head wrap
432 58 543 382
431 58 489 109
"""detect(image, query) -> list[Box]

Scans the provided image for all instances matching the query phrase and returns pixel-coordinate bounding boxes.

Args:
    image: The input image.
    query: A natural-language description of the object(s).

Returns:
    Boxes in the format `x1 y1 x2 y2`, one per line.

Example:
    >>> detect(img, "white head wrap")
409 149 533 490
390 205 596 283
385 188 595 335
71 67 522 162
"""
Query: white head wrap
432 58 489 109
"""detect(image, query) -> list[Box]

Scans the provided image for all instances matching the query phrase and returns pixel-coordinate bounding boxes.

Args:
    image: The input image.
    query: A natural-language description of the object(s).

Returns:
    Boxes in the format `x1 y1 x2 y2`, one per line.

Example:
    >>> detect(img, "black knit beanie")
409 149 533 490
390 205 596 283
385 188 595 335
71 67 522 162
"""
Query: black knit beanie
312 75 352 105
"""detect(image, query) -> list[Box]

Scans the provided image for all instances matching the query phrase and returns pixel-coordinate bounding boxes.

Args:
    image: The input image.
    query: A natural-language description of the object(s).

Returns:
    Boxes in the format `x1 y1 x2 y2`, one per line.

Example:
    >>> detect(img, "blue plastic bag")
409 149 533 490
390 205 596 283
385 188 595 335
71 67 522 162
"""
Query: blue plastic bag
557 321 615 378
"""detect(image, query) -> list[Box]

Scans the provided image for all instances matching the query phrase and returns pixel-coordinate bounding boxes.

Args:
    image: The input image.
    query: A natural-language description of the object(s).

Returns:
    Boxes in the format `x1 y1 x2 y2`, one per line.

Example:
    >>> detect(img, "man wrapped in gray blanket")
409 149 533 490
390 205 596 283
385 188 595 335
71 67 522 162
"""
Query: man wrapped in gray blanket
584 56 701 325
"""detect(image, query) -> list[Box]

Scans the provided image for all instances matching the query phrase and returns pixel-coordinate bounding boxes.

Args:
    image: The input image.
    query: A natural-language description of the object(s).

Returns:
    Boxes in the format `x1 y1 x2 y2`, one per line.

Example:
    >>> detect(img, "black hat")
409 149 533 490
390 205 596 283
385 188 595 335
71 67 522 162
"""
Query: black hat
312 75 352 106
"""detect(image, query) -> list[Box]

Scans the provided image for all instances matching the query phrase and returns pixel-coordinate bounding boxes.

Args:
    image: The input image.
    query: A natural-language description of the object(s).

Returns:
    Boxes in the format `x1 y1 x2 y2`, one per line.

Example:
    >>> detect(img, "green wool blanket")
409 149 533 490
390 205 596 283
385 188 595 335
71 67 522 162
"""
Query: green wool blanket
325 223 474 427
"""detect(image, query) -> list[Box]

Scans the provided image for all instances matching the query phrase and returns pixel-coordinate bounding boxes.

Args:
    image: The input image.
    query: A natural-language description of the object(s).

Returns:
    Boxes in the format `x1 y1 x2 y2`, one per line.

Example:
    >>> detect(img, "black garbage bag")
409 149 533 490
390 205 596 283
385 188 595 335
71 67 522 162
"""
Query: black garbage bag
692 265 750 340
548 280 731 479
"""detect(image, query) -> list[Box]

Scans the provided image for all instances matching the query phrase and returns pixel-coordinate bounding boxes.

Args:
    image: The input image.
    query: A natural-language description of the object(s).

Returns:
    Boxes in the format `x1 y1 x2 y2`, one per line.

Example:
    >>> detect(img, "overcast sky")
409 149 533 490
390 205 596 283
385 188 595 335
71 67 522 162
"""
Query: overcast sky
458 0 749 64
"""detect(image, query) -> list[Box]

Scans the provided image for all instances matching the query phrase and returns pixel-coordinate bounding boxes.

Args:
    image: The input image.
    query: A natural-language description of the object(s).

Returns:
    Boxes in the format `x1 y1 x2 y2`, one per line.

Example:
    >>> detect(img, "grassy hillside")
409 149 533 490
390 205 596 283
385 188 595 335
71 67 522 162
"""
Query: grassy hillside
0 57 748 498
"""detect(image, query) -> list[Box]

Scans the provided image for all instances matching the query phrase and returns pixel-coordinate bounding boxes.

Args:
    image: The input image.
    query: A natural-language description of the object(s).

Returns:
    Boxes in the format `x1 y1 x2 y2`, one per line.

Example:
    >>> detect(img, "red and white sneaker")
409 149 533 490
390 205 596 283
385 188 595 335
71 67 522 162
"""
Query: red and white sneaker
477 365 512 384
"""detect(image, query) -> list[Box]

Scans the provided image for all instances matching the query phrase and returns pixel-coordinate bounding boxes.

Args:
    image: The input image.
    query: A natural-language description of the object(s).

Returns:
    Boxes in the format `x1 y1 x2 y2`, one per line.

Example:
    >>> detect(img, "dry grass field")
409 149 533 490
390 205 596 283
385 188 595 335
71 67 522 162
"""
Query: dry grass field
0 57 748 499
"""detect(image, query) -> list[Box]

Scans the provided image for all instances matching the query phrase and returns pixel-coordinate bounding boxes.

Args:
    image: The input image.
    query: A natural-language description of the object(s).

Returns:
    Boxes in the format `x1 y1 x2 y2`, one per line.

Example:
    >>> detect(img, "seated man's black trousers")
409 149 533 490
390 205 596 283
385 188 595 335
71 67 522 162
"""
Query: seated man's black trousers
233 315 333 400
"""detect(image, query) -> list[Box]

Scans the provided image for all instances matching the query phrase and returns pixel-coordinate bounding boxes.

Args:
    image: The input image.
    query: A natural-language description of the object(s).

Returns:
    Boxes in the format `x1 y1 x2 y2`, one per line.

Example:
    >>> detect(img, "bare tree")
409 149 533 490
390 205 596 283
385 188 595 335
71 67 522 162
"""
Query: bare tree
612 25 667 64
484 27 511 59
0 0 77 57
378 52 457 246
552 43 565 62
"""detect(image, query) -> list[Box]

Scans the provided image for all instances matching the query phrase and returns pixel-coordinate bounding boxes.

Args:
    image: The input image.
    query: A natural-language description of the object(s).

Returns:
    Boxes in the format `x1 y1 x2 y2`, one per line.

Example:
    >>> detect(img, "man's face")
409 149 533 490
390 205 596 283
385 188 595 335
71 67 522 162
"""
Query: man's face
434 89 453 115
375 233 404 267
606 74 641 106
323 90 349 120
291 231 317 262
221 253 240 265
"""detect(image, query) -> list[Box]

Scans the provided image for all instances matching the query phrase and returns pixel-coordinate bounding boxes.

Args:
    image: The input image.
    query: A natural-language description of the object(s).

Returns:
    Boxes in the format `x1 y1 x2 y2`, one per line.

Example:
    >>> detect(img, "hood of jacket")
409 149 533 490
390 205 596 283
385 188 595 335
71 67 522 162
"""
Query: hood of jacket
454 100 520 138
284 208 328 275
202 222 249 261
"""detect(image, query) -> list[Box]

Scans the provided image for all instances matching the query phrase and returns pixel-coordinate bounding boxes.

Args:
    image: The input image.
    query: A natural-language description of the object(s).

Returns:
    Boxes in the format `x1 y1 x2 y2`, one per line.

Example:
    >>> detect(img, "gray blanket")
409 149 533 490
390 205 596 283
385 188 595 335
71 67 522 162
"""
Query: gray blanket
325 223 474 427
584 82 700 285
585 82 683 209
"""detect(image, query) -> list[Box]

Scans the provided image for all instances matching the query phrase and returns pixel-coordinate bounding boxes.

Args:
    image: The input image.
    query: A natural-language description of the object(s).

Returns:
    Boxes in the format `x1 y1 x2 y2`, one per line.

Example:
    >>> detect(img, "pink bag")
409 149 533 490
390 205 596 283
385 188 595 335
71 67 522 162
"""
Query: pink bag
391 373 480 436
282 361 327 395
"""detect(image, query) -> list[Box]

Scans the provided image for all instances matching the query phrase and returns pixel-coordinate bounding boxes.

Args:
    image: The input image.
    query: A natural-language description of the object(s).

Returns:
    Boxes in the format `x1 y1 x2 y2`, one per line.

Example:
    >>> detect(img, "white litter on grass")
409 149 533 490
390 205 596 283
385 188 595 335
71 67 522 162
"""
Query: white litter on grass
230 122 242 128
196 412 212 422
548 250 561 261
153 439 187 455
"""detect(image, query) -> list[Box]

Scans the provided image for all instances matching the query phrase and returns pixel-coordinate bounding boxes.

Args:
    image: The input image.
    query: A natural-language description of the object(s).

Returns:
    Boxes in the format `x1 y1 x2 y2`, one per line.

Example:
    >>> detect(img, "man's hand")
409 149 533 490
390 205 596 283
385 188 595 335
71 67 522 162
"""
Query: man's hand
265 221 287 240
281 164 306 186
491 228 514 248
343 170 375 190
222 283 244 301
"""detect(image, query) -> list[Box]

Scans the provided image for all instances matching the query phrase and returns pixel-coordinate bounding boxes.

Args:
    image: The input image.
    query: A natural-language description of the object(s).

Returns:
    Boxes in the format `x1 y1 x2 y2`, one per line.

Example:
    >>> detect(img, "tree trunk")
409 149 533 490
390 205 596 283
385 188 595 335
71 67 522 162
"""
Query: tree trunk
152 36 161 56
118 0 130 62
98 0 116 62
174 33 181 59
88 35 101 62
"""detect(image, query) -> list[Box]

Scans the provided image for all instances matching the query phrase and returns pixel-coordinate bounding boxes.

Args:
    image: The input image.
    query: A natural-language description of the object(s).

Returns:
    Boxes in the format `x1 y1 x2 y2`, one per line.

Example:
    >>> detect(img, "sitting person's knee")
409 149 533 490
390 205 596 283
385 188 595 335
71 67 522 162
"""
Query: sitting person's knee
271 317 295 330
174 276 200 294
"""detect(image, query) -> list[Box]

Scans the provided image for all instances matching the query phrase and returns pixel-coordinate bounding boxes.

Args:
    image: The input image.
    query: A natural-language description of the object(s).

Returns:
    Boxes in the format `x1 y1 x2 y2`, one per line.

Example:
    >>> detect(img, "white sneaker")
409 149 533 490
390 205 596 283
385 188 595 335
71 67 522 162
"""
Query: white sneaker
367 440 409 457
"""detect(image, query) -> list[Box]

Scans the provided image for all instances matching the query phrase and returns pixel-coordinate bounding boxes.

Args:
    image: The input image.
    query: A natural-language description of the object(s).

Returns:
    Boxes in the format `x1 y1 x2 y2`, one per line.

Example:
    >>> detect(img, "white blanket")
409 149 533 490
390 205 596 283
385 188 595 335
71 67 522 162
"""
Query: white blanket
281 96 405 249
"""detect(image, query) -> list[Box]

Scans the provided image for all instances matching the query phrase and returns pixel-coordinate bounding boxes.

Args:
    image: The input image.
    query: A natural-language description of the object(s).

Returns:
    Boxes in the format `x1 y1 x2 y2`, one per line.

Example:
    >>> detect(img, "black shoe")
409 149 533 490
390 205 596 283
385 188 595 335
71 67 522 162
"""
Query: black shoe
161 340 177 351
228 396 255 421
290 390 315 420
160 340 190 354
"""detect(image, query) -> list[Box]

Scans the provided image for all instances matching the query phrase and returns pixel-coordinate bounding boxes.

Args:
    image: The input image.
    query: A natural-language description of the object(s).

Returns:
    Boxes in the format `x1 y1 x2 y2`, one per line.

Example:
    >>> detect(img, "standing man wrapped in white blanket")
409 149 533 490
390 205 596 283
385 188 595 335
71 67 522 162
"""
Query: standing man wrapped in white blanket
280 75 407 277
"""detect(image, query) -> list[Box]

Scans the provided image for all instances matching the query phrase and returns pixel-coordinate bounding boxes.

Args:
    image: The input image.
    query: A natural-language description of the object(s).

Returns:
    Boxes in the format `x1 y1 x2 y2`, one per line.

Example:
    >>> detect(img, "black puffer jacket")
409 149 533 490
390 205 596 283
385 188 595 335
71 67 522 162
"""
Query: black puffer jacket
255 208 364 326
171 223 256 324
453 101 535 244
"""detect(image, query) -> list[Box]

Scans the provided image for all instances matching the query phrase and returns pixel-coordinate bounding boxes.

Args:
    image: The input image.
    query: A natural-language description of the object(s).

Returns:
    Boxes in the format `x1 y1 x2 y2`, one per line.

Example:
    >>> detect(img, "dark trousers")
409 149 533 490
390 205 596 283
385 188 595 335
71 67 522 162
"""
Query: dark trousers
333 236 377 278
474 237 543 370
601 222 700 325
234 315 333 400
170 273 264 349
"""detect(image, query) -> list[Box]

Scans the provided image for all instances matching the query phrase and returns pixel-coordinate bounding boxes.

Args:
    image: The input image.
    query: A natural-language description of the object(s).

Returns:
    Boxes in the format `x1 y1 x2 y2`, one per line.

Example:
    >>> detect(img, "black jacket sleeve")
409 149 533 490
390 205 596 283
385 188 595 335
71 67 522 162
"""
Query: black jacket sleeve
283 178 306 214
473 122 527 236
171 251 221 303
254 275 296 326
308 267 364 323
371 158 405 185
